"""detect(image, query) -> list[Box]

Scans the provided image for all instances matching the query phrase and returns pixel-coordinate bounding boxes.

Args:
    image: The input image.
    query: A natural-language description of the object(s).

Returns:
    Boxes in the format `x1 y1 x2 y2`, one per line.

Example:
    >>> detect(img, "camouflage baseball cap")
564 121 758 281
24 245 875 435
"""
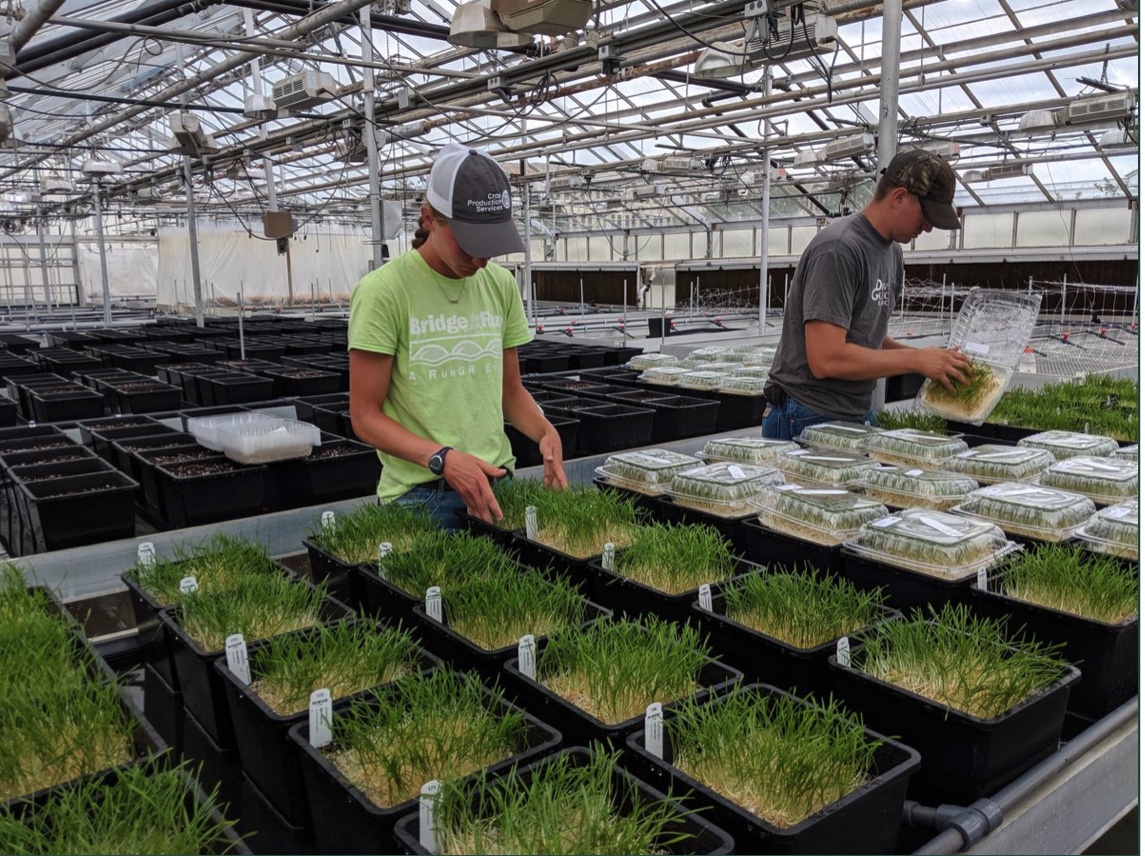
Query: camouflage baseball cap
883 149 961 230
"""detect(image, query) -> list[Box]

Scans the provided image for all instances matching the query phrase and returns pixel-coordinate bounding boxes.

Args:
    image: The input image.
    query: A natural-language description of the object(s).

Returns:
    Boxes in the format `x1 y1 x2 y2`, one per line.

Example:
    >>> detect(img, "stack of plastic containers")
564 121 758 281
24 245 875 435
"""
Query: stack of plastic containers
951 483 1096 542
593 449 703 496
850 467 980 512
863 428 969 468
1038 456 1139 505
1017 430 1120 461
948 445 1053 484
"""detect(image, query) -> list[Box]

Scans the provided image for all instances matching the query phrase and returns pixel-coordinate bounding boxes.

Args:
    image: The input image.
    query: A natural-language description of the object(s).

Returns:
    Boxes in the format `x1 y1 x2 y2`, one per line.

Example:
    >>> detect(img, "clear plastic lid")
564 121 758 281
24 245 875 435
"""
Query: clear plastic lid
756 484 889 546
729 345 776 363
1038 456 1139 505
666 462 783 517
1114 444 1138 462
796 421 884 451
850 466 980 511
639 366 690 385
213 414 322 464
701 437 800 464
916 362 1013 425
731 366 771 379
938 288 1042 369
627 353 679 371
951 482 1096 542
718 376 767 396
948 444 1054 484
595 449 704 495
1017 431 1120 461
677 370 731 390
865 428 969 466
777 449 879 487
691 361 741 373
1077 498 1139 560
845 509 1017 579
686 346 735 361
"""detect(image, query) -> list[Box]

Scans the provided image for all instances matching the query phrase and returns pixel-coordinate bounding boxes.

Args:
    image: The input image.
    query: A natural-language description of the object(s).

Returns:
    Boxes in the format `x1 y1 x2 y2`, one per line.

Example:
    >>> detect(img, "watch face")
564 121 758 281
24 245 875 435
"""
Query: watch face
429 453 444 475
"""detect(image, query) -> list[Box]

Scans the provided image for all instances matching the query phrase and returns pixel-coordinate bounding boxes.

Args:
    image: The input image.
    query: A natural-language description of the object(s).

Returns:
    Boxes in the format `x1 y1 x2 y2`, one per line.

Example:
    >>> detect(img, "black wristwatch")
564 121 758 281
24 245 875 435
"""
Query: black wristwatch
428 446 452 476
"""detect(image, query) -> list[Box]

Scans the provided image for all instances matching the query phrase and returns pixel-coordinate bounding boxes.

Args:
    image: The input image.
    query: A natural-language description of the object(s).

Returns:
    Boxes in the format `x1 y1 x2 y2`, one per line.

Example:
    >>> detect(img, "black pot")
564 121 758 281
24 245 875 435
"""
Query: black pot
504 416 579 467
741 518 845 574
584 557 759 625
546 402 656 454
142 660 185 756
154 458 267 528
391 746 735 855
271 440 380 511
15 470 137 554
624 683 920 855
30 388 105 422
235 773 316 855
839 550 978 613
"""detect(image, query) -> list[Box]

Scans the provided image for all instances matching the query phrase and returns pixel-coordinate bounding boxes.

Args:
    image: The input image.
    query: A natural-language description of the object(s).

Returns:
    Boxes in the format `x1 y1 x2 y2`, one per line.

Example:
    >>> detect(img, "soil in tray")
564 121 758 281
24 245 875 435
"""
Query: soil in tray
169 462 238 476
1 441 74 452
150 450 218 466
306 443 363 460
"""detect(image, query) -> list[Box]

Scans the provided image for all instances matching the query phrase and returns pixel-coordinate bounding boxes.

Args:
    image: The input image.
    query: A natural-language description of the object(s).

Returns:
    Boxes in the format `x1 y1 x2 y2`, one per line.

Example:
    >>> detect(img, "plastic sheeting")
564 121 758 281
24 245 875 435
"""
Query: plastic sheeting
155 222 378 309
76 240 158 300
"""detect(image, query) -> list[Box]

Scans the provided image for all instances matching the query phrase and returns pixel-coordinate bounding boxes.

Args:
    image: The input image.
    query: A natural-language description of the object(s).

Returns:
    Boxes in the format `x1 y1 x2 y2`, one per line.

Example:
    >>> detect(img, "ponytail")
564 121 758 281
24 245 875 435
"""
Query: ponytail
412 203 447 250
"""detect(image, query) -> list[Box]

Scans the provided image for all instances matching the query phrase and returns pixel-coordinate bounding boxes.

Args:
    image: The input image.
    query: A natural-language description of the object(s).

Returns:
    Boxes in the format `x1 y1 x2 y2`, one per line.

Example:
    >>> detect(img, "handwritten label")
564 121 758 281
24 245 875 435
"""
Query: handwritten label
977 567 988 590
525 505 538 540
309 689 332 748
728 465 747 480
964 342 990 356
918 515 963 537
179 576 198 594
137 542 156 567
225 634 250 686
518 635 536 680
645 702 664 759
871 516 899 529
836 636 851 668
698 583 713 612
419 780 442 853
321 511 336 531
426 587 443 623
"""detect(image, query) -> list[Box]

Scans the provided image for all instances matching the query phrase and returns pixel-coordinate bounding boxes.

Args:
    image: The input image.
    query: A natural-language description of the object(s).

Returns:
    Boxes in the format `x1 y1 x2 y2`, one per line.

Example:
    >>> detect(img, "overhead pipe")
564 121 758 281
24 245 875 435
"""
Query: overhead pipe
10 0 70 53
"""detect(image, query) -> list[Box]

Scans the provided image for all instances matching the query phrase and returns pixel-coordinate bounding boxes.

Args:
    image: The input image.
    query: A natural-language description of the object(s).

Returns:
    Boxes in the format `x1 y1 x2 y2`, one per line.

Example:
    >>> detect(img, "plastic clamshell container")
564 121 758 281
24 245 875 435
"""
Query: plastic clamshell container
950 482 1096 542
915 289 1041 425
948 444 1054 484
677 370 730 391
594 449 704 495
1077 498 1139 561
797 421 884 451
844 509 1019 580
849 466 981 512
187 412 248 451
717 375 767 395
731 365 771 378
701 436 799 464
627 352 679 371
686 360 741 373
687 346 735 361
213 414 322 464
1113 444 1138 462
665 462 784 517
639 366 690 385
755 484 889 546
864 428 969 467
778 448 879 487
1017 430 1120 461
1038 456 1139 506
729 345 776 362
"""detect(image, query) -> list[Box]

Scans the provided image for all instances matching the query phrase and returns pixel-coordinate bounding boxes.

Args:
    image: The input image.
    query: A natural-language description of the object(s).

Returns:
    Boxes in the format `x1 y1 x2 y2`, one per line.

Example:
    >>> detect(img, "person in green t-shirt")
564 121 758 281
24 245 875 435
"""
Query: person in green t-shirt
348 143 567 528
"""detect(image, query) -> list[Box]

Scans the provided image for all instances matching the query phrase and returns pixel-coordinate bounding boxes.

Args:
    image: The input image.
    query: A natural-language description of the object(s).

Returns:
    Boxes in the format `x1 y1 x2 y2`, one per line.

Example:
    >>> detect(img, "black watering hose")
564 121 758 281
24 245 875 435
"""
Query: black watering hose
910 696 1139 854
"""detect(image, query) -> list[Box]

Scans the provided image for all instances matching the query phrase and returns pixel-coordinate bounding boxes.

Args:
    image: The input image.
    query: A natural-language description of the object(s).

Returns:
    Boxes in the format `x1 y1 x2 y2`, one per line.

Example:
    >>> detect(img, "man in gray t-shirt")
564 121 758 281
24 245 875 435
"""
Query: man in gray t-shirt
763 149 971 440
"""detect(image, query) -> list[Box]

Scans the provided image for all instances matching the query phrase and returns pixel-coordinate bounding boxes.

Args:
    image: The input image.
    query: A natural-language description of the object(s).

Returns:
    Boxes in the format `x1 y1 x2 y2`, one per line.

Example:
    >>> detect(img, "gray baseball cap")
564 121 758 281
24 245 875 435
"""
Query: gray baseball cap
426 143 525 258
883 149 961 230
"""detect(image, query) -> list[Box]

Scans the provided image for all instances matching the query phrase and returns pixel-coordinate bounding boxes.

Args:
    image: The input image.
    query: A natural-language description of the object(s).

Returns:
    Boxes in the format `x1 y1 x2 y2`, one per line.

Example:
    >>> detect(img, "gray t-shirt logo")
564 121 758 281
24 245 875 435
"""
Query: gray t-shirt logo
871 277 892 306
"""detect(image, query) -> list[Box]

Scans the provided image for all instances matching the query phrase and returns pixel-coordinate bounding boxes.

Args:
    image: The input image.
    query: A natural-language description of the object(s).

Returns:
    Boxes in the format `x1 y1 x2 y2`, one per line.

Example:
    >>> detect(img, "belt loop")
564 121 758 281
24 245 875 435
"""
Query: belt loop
436 479 446 499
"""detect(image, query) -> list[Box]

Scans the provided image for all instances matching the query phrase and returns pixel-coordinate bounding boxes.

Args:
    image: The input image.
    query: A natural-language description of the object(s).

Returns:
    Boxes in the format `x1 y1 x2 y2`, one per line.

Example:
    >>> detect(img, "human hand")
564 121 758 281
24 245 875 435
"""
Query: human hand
443 451 506 523
916 347 971 391
539 428 568 490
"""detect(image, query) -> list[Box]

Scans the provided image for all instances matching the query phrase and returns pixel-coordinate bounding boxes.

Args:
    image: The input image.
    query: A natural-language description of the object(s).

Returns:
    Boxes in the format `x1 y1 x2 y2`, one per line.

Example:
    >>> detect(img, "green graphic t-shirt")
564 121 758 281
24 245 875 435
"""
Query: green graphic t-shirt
348 250 532 501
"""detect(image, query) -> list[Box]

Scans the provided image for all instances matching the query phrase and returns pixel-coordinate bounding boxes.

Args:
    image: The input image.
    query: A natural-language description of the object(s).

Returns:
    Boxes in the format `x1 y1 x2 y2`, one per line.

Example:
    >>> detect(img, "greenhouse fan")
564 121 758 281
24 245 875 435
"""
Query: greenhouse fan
448 0 533 48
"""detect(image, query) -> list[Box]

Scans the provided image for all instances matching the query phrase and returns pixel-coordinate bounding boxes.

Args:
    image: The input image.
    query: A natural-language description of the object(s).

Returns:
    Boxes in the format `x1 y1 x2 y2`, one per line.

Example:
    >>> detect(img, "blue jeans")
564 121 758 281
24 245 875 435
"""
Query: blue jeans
392 481 466 532
762 397 875 441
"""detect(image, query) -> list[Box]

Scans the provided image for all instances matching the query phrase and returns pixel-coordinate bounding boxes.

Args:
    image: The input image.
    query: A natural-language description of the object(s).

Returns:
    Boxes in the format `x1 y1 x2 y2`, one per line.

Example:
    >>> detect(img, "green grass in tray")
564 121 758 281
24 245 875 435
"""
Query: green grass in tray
177 573 325 652
251 621 422 715
492 477 549 530
669 690 879 829
724 567 886 649
379 531 513 597
432 749 688 855
856 603 1067 719
305 502 437 564
537 617 711 724
325 670 526 810
0 764 240 855
999 544 1138 625
443 567 586 651
124 534 280 605
875 409 949 433
989 374 1139 440
613 523 738 594
919 358 1007 421
531 485 641 558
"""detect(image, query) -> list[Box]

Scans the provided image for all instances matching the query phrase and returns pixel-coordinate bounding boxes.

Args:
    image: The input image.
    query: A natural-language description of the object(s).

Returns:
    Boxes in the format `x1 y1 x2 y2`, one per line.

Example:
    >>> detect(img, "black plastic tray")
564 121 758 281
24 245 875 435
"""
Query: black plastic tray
545 401 655 454
839 550 978 613
741 517 844 574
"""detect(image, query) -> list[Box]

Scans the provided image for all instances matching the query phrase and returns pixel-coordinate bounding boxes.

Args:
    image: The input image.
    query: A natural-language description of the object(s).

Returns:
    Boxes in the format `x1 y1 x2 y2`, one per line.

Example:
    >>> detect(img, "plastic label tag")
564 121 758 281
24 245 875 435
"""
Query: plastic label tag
377 542 392 579
801 489 848 496
1073 459 1122 472
525 505 538 540
1105 506 1135 520
777 484 802 491
788 449 809 456
225 634 250 686
977 567 988 590
829 424 867 433
728 465 747 480
977 451 1027 461
871 516 899 528
645 702 664 759
918 515 962 537
518 634 536 680
601 543 616 571
698 583 713 612
905 469 925 477
836 636 851 667
807 456 854 462
179 575 199 594
419 780 442 854
964 342 990 356
321 511 336 531
309 689 332 748
137 542 156 567
426 587 443 623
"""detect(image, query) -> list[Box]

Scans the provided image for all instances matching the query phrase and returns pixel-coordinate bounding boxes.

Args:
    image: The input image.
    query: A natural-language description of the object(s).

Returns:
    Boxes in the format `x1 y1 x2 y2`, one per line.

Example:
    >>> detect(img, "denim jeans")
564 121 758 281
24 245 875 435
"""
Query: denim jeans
392 481 466 532
762 397 875 441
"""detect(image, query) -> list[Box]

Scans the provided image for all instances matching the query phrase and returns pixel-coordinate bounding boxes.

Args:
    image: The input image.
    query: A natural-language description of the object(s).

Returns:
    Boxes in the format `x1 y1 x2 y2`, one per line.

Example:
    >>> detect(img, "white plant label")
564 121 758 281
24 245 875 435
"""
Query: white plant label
137 541 156 567
801 489 847 496
836 636 852 668
518 634 537 680
964 342 990 356
918 515 962 537
525 505 538 540
225 634 250 686
1106 506 1135 520
777 484 802 491
1076 459 1122 473
977 567 989 590
426 587 443 623
644 702 664 759
871 516 899 529
321 511 336 531
728 465 747 480
308 689 332 748
420 780 442 854
830 425 867 433
788 449 809 456
905 469 924 477
377 541 392 579
601 543 616 571
697 583 713 612
809 456 854 463
179 576 199 594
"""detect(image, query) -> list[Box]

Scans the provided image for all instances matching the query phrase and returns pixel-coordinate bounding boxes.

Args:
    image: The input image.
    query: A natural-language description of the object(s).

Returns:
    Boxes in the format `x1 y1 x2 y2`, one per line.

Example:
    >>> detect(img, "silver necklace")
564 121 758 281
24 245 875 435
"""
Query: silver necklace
436 280 464 304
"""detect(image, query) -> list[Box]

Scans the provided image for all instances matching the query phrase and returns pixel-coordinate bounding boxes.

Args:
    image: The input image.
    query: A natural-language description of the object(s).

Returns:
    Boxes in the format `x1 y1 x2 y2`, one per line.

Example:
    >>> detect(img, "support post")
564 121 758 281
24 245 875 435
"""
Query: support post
91 181 112 326
361 7 383 270
183 156 204 326
758 72 772 337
